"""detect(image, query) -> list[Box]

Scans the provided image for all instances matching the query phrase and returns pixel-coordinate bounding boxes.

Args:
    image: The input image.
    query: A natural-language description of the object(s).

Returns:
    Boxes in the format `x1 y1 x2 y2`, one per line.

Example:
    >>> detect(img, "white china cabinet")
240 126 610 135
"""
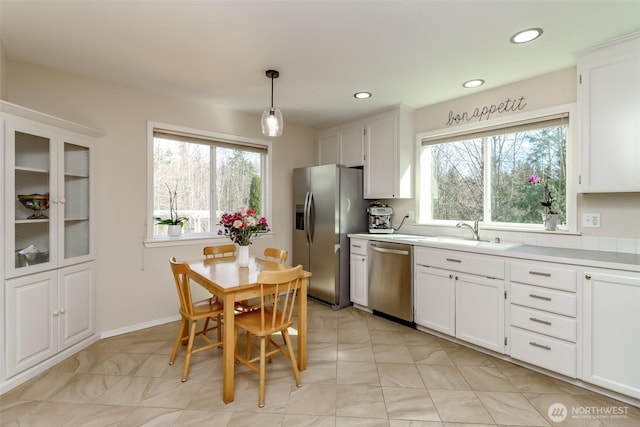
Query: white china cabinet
577 33 640 192
1 101 101 390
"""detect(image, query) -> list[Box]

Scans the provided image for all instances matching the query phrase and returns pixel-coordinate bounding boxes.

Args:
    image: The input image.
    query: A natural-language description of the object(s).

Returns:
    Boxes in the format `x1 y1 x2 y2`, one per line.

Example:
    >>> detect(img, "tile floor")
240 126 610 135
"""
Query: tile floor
1 301 638 426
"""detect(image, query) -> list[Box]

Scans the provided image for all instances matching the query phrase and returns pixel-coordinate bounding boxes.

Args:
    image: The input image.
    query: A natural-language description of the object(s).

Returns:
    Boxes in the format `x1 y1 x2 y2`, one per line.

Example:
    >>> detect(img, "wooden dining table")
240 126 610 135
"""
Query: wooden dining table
186 255 311 403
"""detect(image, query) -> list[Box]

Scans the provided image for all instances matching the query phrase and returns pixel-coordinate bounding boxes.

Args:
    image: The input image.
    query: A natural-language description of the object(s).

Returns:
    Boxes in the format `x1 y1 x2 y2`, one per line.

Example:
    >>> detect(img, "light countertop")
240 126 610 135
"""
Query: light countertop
348 233 640 273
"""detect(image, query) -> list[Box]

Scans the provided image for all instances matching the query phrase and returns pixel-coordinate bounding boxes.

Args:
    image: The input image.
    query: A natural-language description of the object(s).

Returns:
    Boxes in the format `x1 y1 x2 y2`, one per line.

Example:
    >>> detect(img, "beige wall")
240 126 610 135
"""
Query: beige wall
6 61 317 333
401 68 639 239
0 39 7 100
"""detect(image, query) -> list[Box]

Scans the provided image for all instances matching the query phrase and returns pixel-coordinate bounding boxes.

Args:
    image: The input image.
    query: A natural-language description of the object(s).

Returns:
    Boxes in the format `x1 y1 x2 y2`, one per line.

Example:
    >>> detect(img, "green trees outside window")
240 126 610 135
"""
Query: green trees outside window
422 120 567 227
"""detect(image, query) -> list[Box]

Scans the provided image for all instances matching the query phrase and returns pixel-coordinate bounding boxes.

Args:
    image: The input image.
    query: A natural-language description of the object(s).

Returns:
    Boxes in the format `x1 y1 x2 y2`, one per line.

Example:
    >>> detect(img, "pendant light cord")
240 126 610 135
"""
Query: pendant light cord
270 75 274 109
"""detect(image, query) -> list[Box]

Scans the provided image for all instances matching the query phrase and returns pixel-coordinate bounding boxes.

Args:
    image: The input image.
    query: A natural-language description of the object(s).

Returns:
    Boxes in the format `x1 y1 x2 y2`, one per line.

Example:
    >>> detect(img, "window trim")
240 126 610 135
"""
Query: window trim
145 121 272 246
415 104 577 233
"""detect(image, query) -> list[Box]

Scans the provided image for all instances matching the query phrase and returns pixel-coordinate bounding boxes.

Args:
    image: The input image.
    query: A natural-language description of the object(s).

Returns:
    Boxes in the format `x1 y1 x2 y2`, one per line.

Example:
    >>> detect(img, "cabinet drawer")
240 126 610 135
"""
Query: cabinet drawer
510 327 576 378
510 305 577 342
350 239 367 256
415 248 504 279
510 283 576 317
510 261 576 292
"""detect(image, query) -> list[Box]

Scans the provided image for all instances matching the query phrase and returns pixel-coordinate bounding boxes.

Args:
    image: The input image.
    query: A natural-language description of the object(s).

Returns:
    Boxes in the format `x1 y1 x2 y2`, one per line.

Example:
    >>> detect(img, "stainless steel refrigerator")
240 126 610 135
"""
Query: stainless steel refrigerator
293 164 367 309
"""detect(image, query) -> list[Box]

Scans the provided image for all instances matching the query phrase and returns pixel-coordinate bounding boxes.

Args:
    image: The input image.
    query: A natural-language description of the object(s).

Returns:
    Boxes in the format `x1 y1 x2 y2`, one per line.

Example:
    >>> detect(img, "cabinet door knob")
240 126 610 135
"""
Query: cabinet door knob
60 198 66 204
60 308 66 314
449 274 453 279
53 310 59 316
585 274 591 280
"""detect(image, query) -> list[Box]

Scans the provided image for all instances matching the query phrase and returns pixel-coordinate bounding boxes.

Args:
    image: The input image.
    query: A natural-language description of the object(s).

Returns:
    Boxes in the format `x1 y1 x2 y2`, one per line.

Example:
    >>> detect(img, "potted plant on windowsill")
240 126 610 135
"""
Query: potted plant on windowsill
529 174 558 231
154 184 189 237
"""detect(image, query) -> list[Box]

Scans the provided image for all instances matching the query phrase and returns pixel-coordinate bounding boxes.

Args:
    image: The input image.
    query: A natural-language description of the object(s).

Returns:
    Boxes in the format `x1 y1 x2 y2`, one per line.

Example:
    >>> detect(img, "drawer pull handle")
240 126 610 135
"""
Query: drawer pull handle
529 342 551 351
446 258 462 263
529 317 552 326
529 294 551 301
529 271 551 277
353 245 361 248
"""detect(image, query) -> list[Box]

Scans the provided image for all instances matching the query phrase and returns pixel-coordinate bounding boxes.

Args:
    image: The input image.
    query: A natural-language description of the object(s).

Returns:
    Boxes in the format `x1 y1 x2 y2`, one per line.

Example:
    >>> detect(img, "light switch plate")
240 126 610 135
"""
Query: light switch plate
583 213 601 228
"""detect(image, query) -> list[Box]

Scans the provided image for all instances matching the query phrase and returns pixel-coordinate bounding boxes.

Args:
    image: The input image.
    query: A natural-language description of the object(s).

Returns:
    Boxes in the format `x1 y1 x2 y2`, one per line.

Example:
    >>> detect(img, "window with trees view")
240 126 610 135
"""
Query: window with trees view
419 113 568 227
150 126 269 238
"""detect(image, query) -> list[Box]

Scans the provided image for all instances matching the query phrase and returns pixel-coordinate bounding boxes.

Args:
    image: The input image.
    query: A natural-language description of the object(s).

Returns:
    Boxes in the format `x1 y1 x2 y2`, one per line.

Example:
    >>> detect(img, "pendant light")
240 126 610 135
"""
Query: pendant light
261 69 283 137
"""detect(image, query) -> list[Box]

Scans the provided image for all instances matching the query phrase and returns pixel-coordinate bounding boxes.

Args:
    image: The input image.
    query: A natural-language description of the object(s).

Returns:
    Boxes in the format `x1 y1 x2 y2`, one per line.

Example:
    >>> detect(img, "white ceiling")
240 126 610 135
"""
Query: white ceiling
1 0 639 129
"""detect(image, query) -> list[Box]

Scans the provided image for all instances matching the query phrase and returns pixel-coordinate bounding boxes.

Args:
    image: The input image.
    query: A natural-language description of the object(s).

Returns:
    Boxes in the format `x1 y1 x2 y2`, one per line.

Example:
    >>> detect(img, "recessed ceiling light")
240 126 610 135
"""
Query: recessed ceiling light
510 28 543 44
354 92 372 99
463 79 484 88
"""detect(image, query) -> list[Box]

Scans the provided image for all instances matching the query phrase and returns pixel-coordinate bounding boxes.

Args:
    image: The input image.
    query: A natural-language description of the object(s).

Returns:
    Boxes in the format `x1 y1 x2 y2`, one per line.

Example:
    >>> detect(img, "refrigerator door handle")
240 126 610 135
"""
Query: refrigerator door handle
308 191 315 244
303 191 311 244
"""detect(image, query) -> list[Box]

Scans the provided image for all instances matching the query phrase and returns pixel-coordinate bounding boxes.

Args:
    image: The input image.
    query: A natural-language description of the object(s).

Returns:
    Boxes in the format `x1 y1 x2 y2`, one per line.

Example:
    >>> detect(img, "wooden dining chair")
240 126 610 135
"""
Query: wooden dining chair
203 244 236 259
263 247 288 263
169 257 224 382
233 265 303 407
202 244 236 319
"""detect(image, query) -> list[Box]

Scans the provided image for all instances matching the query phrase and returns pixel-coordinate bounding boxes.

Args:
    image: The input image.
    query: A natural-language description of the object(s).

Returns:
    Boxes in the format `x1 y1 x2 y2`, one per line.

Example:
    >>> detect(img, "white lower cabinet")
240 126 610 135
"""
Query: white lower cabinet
5 262 95 377
414 266 455 335
510 327 577 378
456 273 505 353
508 260 578 378
349 239 368 307
414 247 505 353
582 268 640 399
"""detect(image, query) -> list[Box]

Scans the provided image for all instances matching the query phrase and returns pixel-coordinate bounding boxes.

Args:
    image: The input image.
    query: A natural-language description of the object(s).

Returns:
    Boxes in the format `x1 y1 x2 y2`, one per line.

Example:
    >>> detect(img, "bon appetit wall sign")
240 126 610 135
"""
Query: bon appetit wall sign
446 96 527 126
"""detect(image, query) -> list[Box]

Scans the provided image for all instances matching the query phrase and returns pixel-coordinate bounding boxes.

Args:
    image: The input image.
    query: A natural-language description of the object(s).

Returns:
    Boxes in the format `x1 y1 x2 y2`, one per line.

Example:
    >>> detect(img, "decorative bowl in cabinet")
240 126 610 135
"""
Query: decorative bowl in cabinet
17 194 50 219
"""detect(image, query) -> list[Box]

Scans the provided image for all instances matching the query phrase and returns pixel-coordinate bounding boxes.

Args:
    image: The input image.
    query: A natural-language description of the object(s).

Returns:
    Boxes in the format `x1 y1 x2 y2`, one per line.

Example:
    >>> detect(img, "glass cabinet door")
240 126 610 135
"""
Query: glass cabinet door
62 141 91 260
11 126 55 273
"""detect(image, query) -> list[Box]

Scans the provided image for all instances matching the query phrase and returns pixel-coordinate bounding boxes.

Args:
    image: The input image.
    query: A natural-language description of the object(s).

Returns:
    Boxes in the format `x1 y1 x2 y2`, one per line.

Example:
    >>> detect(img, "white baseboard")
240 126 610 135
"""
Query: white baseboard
100 315 180 339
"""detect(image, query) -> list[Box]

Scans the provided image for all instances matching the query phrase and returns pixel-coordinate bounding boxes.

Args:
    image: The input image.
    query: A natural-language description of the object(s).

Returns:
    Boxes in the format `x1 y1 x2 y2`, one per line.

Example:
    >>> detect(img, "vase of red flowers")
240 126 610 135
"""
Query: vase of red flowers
218 208 269 267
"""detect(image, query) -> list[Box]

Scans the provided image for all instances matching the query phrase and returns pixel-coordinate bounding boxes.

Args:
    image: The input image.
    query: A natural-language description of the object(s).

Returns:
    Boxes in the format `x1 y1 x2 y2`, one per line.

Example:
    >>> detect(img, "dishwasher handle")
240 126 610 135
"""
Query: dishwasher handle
370 245 410 256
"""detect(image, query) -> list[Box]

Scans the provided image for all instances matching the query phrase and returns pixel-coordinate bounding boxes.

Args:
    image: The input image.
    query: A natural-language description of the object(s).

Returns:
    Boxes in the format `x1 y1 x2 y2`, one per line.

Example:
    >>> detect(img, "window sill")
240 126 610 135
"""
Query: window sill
411 222 580 236
144 232 274 248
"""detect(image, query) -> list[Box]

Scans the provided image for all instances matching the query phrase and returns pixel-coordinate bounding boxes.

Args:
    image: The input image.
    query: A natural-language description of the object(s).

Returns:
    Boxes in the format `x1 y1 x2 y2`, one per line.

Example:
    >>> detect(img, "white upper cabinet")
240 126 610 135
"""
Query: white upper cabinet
364 106 414 199
318 132 339 165
577 33 640 192
3 106 98 278
2 102 101 387
317 124 365 167
339 124 365 167
318 105 414 198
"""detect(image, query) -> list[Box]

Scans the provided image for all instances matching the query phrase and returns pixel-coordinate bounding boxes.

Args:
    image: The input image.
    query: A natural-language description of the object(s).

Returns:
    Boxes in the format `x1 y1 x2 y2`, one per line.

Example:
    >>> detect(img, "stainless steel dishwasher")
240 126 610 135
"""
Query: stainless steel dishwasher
367 241 414 325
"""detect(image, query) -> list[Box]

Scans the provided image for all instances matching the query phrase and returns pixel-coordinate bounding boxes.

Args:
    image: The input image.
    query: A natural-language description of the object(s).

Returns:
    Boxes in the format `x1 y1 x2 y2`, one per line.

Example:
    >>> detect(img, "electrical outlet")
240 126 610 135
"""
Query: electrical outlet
406 210 414 220
583 213 601 228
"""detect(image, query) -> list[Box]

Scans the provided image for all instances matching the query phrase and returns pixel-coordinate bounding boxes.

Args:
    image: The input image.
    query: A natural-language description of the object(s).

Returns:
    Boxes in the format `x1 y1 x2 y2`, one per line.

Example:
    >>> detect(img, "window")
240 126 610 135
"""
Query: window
419 111 570 228
148 123 270 239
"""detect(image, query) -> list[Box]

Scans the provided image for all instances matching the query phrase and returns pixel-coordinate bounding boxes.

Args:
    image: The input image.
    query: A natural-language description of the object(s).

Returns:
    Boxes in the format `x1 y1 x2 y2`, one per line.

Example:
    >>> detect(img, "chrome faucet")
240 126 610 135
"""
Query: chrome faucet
456 219 481 241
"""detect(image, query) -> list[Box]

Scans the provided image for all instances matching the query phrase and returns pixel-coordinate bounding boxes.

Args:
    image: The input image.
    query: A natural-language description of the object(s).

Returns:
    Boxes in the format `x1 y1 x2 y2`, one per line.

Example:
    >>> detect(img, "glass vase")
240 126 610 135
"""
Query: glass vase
238 245 249 267
542 213 559 231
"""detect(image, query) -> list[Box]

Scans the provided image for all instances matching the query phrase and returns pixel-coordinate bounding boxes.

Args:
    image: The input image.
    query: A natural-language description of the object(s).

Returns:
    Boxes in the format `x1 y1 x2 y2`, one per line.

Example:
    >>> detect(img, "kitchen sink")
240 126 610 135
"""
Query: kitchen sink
417 236 521 250
368 234 521 250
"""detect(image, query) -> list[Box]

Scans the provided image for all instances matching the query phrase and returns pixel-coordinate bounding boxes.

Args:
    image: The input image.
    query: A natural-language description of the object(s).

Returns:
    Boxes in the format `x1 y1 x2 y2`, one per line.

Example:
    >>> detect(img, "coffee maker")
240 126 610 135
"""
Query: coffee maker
368 202 393 234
